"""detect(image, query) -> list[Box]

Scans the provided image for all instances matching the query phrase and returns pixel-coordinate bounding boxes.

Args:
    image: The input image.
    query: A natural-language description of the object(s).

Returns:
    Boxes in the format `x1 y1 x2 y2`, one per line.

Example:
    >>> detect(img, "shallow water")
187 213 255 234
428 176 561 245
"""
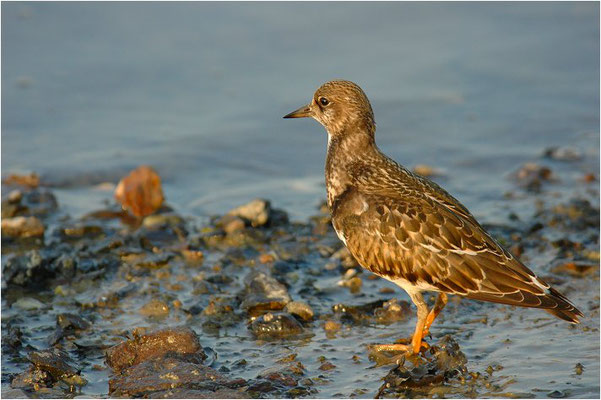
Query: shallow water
2 2 599 398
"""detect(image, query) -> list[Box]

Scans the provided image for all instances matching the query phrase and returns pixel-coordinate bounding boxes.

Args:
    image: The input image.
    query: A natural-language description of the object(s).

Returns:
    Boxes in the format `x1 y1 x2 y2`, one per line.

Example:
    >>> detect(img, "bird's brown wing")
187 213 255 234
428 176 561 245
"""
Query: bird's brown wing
332 188 582 322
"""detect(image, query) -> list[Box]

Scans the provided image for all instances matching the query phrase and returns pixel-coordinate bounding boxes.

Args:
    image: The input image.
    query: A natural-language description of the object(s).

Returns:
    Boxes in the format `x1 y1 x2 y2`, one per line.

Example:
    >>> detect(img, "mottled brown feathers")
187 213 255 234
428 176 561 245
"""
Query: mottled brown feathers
319 81 583 324
288 79 583 325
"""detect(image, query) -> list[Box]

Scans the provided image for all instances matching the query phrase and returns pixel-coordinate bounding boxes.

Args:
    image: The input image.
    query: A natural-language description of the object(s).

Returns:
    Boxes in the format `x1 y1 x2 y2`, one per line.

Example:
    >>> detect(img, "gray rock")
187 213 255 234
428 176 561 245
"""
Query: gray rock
285 301 314 321
240 270 291 316
227 199 271 227
249 312 304 338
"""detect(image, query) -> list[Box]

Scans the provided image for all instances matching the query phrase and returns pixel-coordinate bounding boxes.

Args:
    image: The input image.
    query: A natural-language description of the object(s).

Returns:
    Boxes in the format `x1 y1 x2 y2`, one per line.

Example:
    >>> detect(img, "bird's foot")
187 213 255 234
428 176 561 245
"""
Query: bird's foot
368 338 429 355
367 341 429 366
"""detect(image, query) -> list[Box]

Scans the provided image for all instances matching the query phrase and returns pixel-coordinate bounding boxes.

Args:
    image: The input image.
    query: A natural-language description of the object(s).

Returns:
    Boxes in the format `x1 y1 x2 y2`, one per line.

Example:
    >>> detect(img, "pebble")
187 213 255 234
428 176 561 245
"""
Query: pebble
285 301 314 321
227 198 271 227
12 297 46 311
324 320 341 332
1 216 45 238
139 299 170 318
240 270 291 316
217 214 246 234
249 312 304 338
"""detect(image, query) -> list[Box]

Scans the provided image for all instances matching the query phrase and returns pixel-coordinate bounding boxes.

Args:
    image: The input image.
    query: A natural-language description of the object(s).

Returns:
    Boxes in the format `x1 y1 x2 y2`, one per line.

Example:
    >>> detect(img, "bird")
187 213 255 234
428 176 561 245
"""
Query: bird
283 80 583 356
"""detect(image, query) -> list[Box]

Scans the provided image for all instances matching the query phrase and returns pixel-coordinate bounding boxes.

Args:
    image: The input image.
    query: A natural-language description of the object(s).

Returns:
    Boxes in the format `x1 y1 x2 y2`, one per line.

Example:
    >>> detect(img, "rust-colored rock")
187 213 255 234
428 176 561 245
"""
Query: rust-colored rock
3 172 40 187
105 327 204 373
114 165 164 218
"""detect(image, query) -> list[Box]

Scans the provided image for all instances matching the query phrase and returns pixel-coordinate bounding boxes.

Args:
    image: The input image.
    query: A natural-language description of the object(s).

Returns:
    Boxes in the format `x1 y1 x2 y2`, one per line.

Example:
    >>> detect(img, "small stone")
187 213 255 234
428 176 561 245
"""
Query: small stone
217 215 246 234
551 261 597 278
543 146 582 161
324 320 341 332
139 299 170 318
114 165 164 218
57 313 91 331
181 249 204 265
249 312 304 338
12 297 46 311
413 164 444 177
1 216 44 238
285 301 314 321
240 270 291 316
319 361 336 371
227 198 271 227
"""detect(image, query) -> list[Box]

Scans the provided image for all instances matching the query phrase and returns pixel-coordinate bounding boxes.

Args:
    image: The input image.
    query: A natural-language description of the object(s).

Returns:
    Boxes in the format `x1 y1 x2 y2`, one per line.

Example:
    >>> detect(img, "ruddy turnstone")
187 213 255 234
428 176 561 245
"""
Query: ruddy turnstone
284 80 583 355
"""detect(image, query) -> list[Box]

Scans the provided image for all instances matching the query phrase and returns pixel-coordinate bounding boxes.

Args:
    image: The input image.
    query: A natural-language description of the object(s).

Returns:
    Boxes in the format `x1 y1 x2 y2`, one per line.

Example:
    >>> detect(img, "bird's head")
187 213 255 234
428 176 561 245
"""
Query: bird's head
284 80 375 138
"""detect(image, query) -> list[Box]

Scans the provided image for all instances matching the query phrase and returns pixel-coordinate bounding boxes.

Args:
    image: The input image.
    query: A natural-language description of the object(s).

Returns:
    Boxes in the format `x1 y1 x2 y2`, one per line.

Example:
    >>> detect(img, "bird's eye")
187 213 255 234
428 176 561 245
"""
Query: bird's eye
319 97 329 106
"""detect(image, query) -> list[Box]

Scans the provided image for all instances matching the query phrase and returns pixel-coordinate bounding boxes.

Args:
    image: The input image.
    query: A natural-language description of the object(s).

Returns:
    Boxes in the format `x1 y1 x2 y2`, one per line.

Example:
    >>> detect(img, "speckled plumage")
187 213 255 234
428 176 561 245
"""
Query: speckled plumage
284 80 583 353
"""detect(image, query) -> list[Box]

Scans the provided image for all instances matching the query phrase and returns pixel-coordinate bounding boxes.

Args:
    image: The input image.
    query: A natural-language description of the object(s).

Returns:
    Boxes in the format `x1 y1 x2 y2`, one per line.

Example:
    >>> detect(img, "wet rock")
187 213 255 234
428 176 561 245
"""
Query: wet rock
330 246 359 268
240 270 291 316
547 199 600 230
60 223 105 239
374 298 411 324
1 192 23 219
217 215 246 234
512 162 554 191
2 172 40 187
227 199 271 227
226 198 288 228
142 213 185 229
109 354 245 397
181 249 204 265
376 336 468 398
543 146 583 161
324 320 342 333
3 325 23 351
26 348 87 388
338 269 362 293
57 313 91 331
2 249 62 288
249 312 304 339
105 327 205 373
319 361 336 371
1 216 45 238
140 299 171 318
50 313 91 345
114 165 164 218
12 297 47 311
285 301 314 321
551 260 597 278
332 300 387 324
11 367 53 391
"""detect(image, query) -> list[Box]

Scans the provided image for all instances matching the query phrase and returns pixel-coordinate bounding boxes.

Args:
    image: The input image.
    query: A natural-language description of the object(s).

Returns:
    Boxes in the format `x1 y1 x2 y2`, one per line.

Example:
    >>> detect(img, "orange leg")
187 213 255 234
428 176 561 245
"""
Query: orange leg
369 291 429 355
422 292 447 337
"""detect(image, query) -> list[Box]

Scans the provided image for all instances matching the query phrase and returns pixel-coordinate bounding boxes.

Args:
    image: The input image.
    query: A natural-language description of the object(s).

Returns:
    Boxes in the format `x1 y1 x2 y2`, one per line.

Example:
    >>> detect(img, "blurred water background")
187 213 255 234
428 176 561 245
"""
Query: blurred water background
3 2 598 221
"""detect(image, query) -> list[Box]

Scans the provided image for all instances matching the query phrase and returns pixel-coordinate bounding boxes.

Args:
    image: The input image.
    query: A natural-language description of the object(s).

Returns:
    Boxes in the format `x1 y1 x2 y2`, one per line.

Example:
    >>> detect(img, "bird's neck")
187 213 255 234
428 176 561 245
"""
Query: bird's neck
325 125 376 210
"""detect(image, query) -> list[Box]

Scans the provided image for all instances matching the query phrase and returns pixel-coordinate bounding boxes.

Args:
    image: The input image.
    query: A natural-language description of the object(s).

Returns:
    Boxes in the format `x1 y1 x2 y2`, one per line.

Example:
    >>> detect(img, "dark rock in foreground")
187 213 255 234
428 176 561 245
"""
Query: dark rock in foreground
109 354 247 398
376 336 468 398
105 326 205 373
11 348 87 393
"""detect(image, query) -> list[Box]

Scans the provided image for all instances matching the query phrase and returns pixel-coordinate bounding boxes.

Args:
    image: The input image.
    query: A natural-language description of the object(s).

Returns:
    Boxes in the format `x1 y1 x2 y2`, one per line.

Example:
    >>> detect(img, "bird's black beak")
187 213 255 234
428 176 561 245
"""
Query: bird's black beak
283 104 312 119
